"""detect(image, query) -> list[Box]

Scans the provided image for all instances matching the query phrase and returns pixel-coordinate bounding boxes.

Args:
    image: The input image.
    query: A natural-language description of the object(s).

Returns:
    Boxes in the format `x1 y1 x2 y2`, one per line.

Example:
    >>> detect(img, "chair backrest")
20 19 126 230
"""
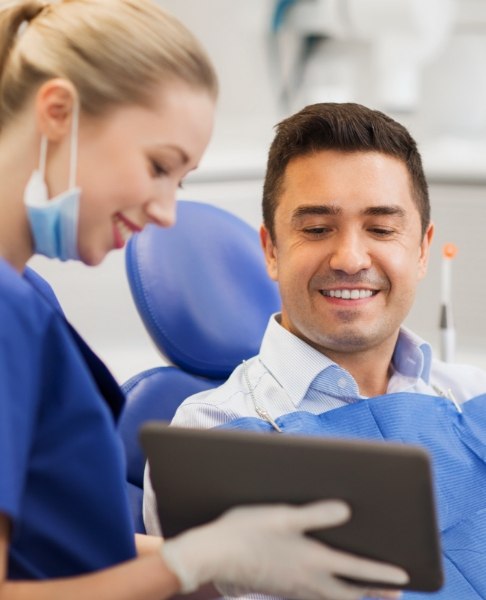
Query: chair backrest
120 200 281 532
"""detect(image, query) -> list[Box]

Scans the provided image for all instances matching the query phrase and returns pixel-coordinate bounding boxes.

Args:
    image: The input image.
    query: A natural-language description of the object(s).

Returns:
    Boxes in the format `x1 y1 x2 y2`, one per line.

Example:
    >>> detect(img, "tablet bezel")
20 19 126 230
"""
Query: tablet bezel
140 422 443 592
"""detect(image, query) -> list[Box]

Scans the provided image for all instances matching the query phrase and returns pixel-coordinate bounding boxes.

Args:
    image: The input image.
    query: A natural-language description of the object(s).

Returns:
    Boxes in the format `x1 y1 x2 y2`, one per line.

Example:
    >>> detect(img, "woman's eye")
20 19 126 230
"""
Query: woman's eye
151 160 167 177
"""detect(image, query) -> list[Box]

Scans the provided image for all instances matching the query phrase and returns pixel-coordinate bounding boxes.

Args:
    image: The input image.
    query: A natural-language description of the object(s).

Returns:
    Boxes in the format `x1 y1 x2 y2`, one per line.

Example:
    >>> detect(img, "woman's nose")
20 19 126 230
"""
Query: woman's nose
145 193 177 228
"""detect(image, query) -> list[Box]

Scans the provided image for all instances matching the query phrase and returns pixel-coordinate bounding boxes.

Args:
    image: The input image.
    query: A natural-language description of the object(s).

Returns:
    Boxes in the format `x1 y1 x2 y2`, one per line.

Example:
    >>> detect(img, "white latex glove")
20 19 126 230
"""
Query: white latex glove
160 500 409 600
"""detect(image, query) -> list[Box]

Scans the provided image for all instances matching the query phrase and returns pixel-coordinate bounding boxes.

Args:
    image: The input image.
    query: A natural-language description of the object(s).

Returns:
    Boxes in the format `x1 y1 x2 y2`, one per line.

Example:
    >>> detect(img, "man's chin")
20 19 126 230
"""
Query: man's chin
306 329 379 354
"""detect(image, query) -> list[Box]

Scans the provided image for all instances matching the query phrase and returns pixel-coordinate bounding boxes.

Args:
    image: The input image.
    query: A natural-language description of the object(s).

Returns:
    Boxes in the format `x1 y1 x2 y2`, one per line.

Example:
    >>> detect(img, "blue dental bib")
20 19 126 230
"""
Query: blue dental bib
222 392 486 599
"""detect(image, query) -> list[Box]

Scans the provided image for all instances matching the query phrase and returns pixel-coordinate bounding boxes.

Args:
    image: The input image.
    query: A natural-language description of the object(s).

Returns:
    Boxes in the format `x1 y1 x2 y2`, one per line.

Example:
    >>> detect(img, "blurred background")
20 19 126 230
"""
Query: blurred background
30 0 486 383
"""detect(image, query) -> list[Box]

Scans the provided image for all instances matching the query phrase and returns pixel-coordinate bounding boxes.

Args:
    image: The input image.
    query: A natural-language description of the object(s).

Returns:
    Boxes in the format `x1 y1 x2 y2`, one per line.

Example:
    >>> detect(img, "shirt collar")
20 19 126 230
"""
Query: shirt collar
392 326 432 382
259 314 340 407
259 316 433 406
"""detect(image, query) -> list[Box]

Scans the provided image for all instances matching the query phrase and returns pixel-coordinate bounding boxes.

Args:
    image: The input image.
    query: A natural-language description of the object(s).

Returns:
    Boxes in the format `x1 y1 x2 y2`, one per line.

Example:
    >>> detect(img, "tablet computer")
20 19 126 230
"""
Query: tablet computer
140 422 443 592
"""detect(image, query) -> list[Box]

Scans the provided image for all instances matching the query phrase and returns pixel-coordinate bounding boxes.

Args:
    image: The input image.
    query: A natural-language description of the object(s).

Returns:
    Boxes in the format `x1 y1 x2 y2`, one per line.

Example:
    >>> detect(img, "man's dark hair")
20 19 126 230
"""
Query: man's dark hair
262 102 430 240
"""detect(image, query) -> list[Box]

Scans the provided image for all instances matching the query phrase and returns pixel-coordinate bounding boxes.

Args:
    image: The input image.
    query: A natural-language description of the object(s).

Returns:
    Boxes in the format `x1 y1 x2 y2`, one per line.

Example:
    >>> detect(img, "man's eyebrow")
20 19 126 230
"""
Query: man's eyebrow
363 205 406 219
291 204 407 224
292 204 341 223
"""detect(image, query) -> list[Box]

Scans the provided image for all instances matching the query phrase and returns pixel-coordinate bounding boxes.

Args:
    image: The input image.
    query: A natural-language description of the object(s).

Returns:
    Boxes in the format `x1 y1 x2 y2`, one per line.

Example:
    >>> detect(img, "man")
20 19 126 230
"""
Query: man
144 103 486 598
164 102 486 430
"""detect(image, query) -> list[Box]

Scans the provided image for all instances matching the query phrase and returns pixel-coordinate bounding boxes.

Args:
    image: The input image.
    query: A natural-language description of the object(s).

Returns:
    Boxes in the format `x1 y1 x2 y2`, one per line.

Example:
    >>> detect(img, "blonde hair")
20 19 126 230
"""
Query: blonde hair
0 0 218 129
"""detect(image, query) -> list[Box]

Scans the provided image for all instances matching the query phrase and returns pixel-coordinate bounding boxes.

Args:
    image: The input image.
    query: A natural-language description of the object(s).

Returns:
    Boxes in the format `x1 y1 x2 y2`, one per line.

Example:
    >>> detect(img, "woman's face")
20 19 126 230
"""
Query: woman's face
69 82 215 265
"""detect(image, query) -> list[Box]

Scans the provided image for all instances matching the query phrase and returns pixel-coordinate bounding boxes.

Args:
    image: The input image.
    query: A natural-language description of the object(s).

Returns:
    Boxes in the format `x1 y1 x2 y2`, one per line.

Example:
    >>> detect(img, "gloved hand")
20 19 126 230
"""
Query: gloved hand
160 500 409 600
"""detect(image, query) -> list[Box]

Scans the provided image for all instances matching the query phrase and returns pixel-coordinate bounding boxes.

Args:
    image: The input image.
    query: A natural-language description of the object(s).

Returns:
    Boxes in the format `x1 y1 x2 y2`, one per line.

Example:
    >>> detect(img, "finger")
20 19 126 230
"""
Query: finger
308 575 391 600
325 549 409 586
364 591 403 600
288 500 351 531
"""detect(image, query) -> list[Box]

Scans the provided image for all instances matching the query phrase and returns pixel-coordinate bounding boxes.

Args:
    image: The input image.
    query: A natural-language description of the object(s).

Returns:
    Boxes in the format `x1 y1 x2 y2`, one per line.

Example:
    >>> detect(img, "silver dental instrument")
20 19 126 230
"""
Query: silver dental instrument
242 360 283 432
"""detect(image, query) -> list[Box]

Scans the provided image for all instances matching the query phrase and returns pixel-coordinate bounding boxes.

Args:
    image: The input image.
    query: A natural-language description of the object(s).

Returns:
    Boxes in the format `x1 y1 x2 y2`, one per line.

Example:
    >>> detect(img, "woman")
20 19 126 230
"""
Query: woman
0 1 408 598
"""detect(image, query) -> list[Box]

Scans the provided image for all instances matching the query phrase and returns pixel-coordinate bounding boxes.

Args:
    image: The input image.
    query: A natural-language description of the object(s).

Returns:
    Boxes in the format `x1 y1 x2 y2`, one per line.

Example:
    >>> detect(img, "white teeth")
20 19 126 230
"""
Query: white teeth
325 289 374 299
114 216 134 242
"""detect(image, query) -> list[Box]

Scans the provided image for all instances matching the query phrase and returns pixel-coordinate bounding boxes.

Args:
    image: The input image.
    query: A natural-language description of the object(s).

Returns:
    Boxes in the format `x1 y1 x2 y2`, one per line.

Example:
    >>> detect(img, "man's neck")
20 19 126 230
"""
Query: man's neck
322 339 398 397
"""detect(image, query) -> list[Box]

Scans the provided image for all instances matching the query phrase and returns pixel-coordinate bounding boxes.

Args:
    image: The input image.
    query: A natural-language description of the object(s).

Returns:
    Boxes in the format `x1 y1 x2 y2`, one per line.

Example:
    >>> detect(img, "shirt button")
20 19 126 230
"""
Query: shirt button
337 377 347 389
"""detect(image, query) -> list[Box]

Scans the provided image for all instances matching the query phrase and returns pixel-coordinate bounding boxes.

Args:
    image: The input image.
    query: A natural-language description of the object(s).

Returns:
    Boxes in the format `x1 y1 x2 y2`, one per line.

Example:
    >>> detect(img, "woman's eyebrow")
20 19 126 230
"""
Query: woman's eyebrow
152 144 190 165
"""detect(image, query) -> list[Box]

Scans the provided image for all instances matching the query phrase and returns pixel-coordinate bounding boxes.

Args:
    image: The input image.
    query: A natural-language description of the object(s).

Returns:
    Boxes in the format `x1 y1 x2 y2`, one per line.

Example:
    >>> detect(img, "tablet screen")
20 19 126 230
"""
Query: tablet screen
141 422 443 592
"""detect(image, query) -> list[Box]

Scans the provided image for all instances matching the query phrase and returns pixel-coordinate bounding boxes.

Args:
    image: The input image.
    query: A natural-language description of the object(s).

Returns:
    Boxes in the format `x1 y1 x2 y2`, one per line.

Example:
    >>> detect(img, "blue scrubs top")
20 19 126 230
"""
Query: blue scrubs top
0 259 136 578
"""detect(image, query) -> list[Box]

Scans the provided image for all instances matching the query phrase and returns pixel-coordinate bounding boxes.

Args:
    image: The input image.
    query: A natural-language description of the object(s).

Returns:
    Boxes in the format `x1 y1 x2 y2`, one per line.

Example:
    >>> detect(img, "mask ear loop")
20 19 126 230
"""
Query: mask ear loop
38 134 48 177
37 98 79 187
68 100 79 189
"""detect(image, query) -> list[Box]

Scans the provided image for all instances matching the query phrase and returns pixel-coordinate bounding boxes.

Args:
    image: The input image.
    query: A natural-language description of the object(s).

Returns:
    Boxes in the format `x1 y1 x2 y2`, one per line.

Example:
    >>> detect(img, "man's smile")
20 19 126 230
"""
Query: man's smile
320 288 376 300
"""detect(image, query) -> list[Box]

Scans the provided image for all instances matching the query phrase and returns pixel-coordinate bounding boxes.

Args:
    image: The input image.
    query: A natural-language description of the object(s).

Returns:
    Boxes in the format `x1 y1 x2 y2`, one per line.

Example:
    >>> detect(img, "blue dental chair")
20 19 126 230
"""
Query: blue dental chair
119 200 281 532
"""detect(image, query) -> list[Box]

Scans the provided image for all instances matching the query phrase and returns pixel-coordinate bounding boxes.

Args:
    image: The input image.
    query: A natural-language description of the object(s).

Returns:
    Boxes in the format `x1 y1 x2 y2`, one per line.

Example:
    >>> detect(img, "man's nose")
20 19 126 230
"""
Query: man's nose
328 231 372 274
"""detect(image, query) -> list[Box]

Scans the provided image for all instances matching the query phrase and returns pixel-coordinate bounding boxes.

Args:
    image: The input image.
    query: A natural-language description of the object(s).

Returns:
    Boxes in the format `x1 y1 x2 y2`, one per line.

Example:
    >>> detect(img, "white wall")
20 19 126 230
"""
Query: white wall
30 179 486 384
29 0 486 382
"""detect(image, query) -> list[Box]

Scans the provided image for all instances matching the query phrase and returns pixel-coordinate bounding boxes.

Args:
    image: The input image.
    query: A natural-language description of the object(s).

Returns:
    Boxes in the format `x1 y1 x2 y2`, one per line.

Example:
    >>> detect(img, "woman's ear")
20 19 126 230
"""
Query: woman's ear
34 78 78 141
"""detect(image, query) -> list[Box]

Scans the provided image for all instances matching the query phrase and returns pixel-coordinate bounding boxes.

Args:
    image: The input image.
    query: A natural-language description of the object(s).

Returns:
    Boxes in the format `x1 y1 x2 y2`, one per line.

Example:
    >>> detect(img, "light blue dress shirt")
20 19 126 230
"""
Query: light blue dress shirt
171 314 486 430
143 314 486 541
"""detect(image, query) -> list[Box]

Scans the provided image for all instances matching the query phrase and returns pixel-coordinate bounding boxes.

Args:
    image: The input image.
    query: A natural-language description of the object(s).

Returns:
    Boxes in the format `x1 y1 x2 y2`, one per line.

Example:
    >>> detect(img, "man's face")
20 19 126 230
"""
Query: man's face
261 150 433 361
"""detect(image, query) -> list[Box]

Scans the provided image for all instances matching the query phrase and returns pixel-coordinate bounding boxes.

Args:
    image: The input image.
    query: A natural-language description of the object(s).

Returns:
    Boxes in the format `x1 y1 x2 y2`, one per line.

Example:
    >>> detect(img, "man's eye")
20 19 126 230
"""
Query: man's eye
370 228 394 237
303 227 331 236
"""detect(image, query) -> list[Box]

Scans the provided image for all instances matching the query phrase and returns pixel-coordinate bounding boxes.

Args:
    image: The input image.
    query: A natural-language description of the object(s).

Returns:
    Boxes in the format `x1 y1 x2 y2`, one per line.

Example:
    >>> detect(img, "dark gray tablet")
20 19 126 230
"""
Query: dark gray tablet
140 422 443 592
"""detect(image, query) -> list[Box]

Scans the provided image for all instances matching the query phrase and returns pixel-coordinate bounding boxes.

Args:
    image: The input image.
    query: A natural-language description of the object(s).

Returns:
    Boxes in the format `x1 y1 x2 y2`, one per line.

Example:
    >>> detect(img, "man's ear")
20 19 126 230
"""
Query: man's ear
34 78 78 141
418 222 434 280
260 225 279 282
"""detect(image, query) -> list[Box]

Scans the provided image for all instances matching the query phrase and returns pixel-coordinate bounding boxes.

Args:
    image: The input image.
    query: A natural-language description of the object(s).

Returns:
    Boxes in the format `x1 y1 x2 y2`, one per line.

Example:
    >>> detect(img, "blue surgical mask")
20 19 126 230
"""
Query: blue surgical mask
24 103 81 261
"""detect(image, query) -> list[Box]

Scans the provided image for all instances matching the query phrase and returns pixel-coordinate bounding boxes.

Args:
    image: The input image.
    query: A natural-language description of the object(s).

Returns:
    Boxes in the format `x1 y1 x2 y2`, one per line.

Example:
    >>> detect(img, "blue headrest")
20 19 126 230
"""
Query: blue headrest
126 201 281 379
120 366 222 487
